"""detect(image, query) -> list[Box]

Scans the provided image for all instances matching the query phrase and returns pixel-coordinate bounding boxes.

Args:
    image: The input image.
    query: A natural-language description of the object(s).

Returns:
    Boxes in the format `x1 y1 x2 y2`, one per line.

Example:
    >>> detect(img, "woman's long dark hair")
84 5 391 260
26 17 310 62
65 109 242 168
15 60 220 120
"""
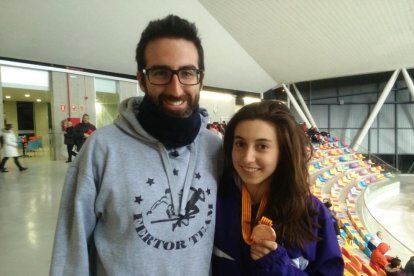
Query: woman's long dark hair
223 100 319 249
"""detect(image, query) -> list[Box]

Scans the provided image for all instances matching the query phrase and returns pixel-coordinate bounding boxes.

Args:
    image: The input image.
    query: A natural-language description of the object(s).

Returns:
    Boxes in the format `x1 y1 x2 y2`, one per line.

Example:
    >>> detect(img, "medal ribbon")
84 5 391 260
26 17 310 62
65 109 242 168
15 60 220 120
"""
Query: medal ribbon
241 184 270 245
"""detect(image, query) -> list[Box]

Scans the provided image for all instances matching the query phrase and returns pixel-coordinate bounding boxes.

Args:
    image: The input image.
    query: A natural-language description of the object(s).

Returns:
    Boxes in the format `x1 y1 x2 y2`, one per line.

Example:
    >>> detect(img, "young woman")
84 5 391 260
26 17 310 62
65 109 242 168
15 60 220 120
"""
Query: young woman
0 124 28 172
213 101 344 275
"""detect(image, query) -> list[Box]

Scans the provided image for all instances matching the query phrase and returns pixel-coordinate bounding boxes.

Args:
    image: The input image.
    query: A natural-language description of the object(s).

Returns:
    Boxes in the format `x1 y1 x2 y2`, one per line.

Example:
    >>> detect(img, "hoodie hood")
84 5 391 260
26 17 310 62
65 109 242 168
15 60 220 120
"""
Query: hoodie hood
376 242 391 254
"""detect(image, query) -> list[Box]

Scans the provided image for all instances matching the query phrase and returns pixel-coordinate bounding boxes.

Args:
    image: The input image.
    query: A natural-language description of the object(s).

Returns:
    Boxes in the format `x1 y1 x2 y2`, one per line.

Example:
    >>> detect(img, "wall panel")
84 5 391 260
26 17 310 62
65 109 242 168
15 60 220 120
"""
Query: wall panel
378 104 395 128
396 88 410 102
309 105 328 129
330 105 368 128
369 129 378 154
378 129 395 154
338 83 377 95
339 94 377 104
397 129 414 154
397 103 414 128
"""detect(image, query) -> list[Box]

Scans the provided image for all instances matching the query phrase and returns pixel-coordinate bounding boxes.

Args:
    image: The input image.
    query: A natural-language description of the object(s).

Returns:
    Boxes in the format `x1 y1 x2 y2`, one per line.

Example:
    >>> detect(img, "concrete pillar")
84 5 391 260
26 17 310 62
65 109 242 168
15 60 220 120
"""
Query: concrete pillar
292 83 318 129
50 71 68 161
282 84 311 128
352 69 400 151
402 69 414 99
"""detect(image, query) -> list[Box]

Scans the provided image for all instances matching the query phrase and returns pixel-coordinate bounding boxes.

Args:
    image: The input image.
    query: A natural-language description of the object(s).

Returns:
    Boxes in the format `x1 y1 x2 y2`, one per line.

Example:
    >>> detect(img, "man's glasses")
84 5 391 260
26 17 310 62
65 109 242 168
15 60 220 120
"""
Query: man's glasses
142 68 203 85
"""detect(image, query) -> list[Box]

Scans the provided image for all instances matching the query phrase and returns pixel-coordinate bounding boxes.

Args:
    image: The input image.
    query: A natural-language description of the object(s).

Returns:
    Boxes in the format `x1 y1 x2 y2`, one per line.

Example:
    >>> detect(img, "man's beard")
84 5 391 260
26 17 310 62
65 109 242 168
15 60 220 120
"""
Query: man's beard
148 93 200 118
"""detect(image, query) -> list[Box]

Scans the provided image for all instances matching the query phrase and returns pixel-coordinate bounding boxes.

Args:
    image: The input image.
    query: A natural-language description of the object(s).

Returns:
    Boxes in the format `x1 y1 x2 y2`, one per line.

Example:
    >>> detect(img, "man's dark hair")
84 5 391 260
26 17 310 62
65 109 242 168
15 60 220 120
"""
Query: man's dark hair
135 14 204 72
390 257 401 268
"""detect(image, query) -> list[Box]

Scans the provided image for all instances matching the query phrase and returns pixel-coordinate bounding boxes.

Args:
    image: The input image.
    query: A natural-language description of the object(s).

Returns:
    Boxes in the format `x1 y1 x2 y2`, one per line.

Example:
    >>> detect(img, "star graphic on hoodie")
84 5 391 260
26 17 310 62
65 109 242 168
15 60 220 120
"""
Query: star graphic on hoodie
206 188 211 195
195 172 201 179
146 178 154 186
173 168 179 176
135 196 143 204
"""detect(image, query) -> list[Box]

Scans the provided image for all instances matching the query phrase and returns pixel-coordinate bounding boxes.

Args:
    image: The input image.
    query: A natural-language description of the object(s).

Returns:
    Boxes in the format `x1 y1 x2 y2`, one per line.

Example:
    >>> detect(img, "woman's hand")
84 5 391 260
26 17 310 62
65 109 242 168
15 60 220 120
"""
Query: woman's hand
250 240 278 260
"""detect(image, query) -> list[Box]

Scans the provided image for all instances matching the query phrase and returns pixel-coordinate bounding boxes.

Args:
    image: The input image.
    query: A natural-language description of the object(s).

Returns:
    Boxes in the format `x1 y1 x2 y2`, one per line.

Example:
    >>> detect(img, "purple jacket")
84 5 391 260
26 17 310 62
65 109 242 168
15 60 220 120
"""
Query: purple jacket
213 175 344 275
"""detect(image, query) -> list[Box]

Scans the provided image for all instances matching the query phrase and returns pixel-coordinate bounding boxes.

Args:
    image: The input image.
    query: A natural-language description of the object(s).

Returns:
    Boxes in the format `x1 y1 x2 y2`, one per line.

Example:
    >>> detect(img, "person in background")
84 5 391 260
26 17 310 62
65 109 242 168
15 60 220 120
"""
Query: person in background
74 113 96 150
50 15 223 276
404 256 414 276
220 120 227 132
207 123 223 139
213 101 343 275
0 128 3 160
323 198 341 240
0 128 4 168
0 124 27 173
368 230 384 251
370 242 393 272
63 121 77 163
384 257 406 276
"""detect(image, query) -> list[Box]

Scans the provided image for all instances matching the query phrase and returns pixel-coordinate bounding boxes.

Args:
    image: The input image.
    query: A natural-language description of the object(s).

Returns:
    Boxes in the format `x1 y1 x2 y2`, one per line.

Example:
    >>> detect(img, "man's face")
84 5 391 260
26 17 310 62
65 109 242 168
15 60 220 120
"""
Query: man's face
138 38 202 118
82 115 89 123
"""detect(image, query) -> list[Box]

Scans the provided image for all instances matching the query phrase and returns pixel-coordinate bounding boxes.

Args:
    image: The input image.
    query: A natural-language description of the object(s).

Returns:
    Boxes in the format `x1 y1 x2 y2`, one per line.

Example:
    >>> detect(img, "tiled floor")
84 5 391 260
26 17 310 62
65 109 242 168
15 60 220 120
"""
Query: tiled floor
0 153 413 275
0 153 66 276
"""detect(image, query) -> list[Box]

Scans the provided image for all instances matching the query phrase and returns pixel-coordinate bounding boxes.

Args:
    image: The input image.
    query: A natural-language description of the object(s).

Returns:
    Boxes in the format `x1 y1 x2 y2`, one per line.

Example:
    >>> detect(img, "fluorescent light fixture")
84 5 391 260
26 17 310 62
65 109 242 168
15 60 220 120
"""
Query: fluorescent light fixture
5 95 11 99
0 66 49 90
243 97 261 105
36 99 41 102
201 90 234 100
25 94 30 97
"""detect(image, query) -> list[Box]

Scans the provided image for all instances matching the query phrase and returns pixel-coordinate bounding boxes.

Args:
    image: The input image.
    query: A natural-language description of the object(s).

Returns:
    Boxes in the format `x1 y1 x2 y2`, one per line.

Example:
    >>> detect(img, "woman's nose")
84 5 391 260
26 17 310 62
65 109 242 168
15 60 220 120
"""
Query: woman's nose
242 147 256 162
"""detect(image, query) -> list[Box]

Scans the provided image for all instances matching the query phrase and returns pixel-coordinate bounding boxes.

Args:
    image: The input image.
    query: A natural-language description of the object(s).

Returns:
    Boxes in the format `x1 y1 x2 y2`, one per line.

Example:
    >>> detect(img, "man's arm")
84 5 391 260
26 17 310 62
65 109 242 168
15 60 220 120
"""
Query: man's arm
50 165 98 275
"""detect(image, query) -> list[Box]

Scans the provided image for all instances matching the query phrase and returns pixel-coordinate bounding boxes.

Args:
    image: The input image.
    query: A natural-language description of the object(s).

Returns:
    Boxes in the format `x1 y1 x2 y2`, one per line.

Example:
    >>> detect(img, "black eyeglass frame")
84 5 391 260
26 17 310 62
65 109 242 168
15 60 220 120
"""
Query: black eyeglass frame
142 68 203 86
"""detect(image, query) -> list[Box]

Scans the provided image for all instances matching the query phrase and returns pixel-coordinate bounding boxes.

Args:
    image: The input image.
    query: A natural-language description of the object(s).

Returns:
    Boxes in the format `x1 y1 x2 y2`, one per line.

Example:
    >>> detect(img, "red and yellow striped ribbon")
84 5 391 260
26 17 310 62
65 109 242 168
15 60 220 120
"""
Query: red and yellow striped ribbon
241 184 268 245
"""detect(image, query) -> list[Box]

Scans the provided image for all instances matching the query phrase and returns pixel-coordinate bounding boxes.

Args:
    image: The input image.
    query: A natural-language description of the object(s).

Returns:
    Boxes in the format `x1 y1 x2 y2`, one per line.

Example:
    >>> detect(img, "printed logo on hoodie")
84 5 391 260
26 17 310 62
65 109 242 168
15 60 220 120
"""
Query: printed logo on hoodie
133 173 214 251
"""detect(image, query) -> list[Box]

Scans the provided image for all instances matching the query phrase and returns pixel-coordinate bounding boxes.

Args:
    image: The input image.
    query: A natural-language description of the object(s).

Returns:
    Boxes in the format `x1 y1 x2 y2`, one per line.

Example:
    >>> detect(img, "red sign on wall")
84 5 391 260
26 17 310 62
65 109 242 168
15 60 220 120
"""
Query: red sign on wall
69 117 81 126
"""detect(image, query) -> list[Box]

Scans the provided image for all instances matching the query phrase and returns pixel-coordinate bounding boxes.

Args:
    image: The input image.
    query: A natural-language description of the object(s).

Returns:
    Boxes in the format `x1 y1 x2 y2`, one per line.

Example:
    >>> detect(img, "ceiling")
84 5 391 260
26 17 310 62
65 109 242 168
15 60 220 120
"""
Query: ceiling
1 0 413 95
2 87 50 103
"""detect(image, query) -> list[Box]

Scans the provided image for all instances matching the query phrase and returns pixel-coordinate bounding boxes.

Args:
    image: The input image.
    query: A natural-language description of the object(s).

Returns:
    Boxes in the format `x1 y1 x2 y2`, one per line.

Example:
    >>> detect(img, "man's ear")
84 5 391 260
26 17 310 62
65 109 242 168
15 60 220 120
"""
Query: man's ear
137 72 147 93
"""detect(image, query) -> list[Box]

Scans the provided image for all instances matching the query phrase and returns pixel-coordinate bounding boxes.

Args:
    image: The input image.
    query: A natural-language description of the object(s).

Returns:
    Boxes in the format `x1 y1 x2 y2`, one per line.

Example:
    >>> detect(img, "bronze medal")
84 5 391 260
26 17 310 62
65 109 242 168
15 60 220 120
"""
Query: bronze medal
251 224 276 243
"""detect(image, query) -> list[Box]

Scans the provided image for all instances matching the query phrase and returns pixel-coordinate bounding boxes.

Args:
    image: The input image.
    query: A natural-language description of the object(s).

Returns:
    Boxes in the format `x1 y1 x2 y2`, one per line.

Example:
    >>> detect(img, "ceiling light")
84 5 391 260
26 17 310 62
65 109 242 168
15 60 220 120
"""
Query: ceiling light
243 97 261 105
36 99 41 102
200 90 234 100
25 94 30 97
5 95 11 99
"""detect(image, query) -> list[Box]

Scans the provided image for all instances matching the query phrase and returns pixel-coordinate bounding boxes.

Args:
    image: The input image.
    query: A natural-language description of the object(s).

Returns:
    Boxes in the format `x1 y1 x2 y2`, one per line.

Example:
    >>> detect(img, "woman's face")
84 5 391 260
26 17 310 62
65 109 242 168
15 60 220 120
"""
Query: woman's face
232 119 279 194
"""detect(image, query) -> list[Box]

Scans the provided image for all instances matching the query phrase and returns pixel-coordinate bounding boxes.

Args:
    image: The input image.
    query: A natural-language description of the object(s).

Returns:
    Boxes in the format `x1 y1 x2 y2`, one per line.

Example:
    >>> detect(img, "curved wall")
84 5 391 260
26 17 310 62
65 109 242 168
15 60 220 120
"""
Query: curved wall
357 174 414 264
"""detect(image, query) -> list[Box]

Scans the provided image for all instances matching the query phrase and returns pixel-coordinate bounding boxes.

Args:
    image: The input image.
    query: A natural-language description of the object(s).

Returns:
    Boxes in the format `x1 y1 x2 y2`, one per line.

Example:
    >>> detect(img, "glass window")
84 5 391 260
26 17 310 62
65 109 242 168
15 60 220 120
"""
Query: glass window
95 78 119 128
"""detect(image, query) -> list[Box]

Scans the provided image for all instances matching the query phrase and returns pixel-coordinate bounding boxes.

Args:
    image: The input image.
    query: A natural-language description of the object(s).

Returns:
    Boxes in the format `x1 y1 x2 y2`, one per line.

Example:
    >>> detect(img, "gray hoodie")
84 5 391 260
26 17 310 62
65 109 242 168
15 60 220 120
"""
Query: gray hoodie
50 97 223 276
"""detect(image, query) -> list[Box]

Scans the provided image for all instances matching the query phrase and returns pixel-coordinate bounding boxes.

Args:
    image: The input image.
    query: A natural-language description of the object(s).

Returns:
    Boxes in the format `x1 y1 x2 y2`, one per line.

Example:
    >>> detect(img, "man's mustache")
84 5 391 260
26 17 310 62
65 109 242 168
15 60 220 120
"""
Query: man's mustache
159 95 188 102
